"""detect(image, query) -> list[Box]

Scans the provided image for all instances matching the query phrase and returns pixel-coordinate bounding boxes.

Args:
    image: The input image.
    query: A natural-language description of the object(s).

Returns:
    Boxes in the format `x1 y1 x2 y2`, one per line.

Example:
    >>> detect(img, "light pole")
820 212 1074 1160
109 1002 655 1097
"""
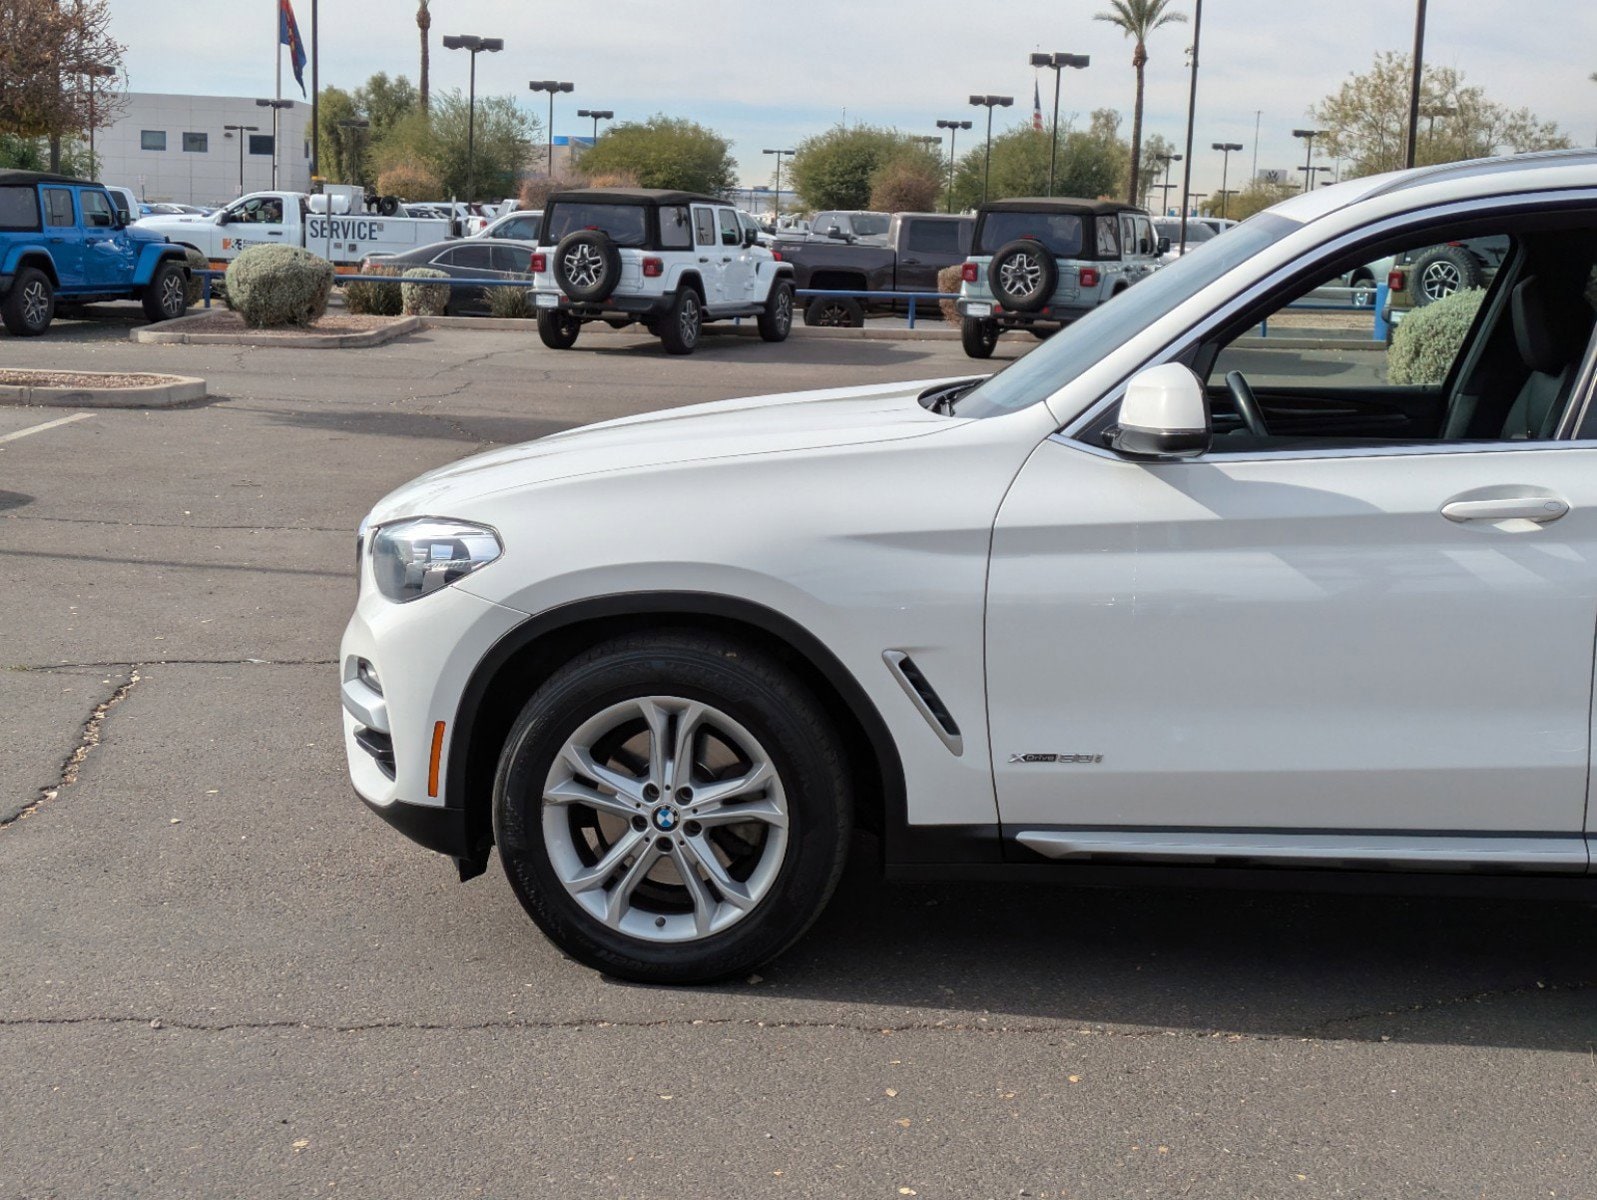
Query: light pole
1298 165 1332 189
256 98 293 188
1292 128 1324 193
761 148 794 222
337 117 369 187
78 63 116 180
1406 0 1429 168
1419 103 1456 161
529 80 575 177
968 94 1014 205
1028 52 1090 196
1212 142 1243 219
1154 152 1182 213
1216 188 1238 213
1176 0 1203 251
935 119 972 213
442 35 504 203
223 125 260 196
577 108 613 145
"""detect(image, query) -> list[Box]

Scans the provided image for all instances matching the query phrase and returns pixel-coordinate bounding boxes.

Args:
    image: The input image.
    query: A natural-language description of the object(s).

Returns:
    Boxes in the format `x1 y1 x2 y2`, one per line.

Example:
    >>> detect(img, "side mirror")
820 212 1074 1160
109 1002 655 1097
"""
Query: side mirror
743 228 759 248
1109 363 1211 459
1156 236 1171 255
216 210 231 225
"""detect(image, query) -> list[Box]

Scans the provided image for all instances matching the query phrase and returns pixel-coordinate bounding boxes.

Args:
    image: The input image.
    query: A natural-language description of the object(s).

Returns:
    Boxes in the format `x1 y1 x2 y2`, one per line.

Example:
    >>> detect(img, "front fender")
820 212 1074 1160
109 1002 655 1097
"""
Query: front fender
132 245 188 286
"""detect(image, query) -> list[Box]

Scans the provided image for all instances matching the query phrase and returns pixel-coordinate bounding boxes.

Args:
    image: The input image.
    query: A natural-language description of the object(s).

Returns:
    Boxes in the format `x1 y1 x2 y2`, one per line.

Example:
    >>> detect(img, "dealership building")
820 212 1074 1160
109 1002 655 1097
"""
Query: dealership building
95 93 313 206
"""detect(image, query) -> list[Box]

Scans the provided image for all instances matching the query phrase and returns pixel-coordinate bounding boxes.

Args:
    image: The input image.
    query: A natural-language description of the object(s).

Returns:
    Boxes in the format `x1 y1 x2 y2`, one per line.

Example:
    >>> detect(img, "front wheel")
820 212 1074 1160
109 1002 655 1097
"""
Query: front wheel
537 308 582 350
2 267 54 337
492 631 853 983
141 261 189 323
757 281 794 342
658 288 702 355
961 315 999 359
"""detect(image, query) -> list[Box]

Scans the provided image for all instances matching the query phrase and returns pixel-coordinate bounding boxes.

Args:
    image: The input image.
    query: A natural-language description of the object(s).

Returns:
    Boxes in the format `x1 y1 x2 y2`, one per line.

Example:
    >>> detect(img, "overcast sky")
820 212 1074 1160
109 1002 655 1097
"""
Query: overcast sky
109 0 1597 198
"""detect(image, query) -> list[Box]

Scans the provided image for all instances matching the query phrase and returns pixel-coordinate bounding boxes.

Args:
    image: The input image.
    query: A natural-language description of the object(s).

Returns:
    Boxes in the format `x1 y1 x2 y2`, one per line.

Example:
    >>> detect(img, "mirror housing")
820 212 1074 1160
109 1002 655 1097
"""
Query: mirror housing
743 227 759 248
1156 236 1171 255
1110 363 1211 459
216 210 232 225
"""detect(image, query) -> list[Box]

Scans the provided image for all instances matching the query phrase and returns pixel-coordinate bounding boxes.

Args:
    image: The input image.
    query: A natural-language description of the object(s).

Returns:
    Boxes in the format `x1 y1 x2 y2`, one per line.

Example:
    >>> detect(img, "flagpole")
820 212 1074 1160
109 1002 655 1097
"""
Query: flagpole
273 0 282 188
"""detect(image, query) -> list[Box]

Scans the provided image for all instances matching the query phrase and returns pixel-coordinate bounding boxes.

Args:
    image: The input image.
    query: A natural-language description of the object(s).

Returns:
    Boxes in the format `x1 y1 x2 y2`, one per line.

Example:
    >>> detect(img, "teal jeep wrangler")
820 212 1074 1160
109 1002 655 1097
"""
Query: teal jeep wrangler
0 170 191 337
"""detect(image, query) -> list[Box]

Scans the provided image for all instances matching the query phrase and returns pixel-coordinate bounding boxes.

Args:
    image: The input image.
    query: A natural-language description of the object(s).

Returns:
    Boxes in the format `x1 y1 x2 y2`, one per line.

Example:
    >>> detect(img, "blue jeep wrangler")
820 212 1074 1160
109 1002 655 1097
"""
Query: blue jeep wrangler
0 170 191 337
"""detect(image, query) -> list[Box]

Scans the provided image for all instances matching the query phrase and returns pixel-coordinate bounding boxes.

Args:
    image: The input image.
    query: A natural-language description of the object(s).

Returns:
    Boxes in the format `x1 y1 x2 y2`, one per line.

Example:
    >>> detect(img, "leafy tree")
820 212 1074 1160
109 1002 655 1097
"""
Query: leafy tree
950 124 1124 210
1095 0 1187 206
357 72 419 141
1219 179 1295 221
869 157 943 213
0 0 124 167
790 125 941 211
368 89 534 201
1312 52 1570 177
1137 132 1177 210
576 115 737 194
316 86 364 185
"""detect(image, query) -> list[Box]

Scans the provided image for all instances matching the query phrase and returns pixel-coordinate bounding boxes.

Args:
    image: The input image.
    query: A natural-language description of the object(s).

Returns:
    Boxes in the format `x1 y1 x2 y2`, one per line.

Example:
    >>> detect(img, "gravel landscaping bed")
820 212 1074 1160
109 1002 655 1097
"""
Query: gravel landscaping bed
174 312 406 336
0 370 177 388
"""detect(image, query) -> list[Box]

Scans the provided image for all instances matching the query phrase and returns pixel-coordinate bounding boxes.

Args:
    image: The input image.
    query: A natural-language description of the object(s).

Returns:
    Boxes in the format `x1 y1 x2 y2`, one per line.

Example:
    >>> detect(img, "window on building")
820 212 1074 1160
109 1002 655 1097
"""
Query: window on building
140 130 167 151
249 134 275 156
182 132 208 153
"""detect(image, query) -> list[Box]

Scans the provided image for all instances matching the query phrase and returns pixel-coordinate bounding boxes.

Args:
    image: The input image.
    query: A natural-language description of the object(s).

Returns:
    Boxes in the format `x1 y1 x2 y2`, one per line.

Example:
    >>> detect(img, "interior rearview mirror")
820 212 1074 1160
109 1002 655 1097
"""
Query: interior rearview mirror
1109 363 1211 459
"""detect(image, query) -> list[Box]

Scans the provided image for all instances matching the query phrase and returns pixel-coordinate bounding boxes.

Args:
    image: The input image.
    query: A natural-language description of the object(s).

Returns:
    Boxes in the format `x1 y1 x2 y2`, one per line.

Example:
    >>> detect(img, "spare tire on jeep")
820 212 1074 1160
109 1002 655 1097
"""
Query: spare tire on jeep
988 238 1058 313
554 230 622 303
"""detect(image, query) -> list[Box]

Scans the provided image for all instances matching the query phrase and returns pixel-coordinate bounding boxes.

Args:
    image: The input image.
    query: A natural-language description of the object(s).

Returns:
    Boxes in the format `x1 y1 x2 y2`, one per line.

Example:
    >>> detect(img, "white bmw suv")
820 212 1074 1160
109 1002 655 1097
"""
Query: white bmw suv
345 150 1597 983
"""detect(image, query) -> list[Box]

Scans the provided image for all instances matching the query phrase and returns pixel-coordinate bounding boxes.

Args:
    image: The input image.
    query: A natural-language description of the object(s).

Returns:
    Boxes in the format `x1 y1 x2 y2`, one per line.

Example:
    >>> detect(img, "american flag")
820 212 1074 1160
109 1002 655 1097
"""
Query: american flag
1033 79 1044 131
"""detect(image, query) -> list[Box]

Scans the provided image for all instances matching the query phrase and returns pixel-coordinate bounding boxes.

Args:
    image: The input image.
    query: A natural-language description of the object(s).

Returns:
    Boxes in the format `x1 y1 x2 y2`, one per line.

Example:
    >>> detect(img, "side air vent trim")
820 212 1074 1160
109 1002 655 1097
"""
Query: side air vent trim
883 650 963 756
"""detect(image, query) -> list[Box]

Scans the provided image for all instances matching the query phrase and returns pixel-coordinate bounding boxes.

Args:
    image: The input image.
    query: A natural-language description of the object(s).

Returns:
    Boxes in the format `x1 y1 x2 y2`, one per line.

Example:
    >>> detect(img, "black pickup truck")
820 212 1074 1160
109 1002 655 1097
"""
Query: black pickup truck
773 212 974 326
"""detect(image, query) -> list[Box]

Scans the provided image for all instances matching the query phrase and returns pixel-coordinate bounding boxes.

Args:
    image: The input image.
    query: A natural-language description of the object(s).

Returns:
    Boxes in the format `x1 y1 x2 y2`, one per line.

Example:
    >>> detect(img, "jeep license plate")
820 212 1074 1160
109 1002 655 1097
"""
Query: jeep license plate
535 293 559 308
965 302 992 318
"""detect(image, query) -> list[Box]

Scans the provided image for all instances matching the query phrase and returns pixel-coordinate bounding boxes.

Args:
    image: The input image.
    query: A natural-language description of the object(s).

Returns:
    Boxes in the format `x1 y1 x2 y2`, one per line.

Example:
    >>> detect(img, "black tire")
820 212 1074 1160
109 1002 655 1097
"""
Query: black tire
758 281 794 342
141 260 188 323
803 295 864 328
537 308 582 350
1027 326 1054 340
553 230 622 303
961 315 999 359
658 287 702 355
377 195 401 217
987 238 1058 313
491 631 853 984
2 266 54 337
1409 245 1483 307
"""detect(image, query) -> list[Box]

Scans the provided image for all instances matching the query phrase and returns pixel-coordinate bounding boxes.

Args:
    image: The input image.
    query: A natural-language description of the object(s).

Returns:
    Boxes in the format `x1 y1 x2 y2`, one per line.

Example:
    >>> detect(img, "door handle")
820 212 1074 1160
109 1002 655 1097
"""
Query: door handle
698 256 709 263
48 236 64 243
266 230 284 236
1441 496 1569 523
721 256 732 263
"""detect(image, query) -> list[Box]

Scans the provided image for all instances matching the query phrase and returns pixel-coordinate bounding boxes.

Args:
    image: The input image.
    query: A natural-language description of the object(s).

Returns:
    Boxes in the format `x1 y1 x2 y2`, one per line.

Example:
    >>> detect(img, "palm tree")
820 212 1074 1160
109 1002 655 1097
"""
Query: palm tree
1096 0 1187 205
417 0 432 112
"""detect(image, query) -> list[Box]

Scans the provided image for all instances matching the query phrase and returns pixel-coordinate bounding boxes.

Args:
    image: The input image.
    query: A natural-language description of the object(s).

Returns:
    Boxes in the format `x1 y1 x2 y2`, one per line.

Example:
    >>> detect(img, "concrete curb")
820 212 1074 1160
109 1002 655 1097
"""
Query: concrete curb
131 313 421 348
0 373 207 409
417 315 974 342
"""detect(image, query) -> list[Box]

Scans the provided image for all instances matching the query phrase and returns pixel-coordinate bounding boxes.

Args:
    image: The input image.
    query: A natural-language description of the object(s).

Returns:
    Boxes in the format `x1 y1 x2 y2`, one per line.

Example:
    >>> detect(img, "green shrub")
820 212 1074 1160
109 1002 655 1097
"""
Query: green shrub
345 263 404 316
182 247 211 307
223 244 334 328
937 264 964 327
484 285 534 319
1388 287 1486 385
401 267 451 316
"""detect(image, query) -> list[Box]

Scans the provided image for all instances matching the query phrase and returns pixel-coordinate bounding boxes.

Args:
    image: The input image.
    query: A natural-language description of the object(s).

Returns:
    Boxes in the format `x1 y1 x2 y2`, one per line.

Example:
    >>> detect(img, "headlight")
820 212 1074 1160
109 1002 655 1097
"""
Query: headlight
370 517 502 603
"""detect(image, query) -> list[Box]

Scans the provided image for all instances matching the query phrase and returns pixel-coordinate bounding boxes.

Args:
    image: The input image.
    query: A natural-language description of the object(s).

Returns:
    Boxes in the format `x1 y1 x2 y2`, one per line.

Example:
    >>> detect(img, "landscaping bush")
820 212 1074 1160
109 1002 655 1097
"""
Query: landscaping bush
344 263 404 316
484 285 535 319
223 244 335 328
182 246 211 307
938 264 965 327
400 267 451 316
1387 287 1486 385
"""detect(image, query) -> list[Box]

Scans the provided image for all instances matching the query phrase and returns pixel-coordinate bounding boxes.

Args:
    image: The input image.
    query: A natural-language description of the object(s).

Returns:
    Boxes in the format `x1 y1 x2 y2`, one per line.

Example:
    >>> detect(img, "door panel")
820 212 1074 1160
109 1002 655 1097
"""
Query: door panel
690 205 725 305
986 439 1597 837
40 187 85 288
717 208 751 305
79 190 135 287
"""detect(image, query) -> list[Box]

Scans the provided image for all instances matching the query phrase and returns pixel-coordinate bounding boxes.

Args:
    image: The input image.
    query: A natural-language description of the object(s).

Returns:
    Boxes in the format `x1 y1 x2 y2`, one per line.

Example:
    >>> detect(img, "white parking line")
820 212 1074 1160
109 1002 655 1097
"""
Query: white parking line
0 413 94 445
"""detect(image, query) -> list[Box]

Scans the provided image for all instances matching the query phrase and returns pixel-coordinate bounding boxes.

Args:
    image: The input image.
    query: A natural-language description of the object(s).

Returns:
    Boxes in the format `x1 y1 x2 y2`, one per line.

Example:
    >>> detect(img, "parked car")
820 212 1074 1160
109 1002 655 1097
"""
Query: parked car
808 210 891 244
1153 217 1217 264
0 169 192 336
956 196 1164 357
773 212 974 326
528 187 796 354
363 239 537 316
474 209 542 242
1382 235 1511 328
344 150 1597 984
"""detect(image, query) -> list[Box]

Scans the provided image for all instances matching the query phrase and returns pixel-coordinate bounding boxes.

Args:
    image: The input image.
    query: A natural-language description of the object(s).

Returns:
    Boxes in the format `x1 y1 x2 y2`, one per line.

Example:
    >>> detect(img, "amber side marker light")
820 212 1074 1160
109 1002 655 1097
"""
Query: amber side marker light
428 721 446 798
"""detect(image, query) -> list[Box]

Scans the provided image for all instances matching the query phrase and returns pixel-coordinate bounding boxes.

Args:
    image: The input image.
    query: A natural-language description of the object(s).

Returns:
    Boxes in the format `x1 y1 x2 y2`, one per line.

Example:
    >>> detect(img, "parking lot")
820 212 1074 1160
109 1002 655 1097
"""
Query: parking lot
4 316 1596 1198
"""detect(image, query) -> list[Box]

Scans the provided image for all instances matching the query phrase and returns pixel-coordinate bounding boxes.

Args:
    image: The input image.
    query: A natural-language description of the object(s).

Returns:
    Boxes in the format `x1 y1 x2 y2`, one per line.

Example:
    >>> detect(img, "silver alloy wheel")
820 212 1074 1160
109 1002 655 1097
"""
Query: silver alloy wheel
20 280 48 328
774 288 792 331
563 244 604 289
541 695 790 943
999 252 1042 298
1420 259 1461 301
678 292 700 344
159 272 185 316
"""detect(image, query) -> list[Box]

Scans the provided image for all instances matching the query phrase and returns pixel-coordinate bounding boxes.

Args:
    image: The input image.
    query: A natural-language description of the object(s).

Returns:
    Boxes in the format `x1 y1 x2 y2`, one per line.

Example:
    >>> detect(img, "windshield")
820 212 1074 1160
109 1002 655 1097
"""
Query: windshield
543 202 648 247
1155 219 1215 243
978 212 1085 258
955 213 1300 418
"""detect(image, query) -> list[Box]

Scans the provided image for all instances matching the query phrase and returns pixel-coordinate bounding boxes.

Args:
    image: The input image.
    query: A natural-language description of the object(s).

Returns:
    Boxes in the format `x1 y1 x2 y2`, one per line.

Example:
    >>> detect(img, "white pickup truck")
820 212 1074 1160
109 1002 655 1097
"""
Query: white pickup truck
136 191 452 269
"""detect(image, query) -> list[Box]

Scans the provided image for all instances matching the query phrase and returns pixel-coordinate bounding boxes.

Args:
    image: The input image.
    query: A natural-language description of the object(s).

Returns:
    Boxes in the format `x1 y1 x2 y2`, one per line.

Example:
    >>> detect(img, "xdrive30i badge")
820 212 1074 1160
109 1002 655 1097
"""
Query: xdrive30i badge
1008 753 1104 765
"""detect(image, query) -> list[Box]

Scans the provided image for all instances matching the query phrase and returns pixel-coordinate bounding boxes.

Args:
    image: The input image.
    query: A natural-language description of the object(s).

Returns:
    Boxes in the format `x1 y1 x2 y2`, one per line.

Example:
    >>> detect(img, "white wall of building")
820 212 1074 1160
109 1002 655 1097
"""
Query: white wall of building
97 93 313 206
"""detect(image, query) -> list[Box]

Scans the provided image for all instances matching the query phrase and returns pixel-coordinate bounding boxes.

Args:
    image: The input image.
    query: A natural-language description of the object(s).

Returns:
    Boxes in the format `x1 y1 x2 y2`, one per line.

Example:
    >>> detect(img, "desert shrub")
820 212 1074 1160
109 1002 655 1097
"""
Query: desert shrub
937 264 965 327
223 244 334 328
519 174 585 211
484 286 534 319
345 263 404 316
401 267 451 316
869 158 943 214
182 246 211 307
376 162 441 200
1387 287 1486 385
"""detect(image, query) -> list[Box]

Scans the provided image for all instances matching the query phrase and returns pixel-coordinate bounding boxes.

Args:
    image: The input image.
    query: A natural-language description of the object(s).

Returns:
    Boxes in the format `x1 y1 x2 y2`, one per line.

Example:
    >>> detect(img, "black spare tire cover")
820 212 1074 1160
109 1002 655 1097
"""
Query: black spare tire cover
554 229 623 302
987 237 1058 312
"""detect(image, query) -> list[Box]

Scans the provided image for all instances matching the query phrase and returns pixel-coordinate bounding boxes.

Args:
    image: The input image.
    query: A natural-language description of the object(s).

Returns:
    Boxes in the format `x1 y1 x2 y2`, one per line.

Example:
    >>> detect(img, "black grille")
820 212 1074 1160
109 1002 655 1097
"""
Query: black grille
353 726 396 779
895 655 961 738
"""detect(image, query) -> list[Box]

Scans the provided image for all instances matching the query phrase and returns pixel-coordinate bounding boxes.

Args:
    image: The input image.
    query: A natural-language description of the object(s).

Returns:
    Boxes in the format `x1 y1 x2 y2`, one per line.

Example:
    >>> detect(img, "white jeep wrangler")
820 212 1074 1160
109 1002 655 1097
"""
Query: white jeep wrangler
530 188 796 355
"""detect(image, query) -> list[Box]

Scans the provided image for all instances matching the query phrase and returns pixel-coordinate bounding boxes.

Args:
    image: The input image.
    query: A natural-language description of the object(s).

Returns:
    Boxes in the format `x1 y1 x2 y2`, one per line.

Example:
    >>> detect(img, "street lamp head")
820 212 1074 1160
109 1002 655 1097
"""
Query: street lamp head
1065 54 1090 69
530 80 574 93
338 118 370 129
1212 141 1243 152
256 98 293 110
936 119 973 131
1029 52 1051 67
480 38 504 53
1292 128 1324 140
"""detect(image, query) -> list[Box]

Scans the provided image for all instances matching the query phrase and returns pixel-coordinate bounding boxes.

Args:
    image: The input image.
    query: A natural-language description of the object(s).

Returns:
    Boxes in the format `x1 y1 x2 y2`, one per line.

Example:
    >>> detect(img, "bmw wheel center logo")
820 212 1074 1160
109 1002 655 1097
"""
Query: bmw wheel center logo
652 805 679 832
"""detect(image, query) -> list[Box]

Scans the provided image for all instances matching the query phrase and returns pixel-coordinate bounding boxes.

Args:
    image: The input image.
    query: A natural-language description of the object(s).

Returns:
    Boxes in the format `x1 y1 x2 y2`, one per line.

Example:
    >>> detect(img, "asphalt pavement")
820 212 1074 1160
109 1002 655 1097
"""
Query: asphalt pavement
2 311 1594 1199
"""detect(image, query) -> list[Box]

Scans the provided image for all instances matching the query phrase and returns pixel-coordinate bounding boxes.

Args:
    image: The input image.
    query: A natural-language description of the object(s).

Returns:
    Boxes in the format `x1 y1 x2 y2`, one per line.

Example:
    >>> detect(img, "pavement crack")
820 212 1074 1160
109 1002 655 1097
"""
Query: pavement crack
1305 976 1597 1035
9 659 334 672
1 671 141 831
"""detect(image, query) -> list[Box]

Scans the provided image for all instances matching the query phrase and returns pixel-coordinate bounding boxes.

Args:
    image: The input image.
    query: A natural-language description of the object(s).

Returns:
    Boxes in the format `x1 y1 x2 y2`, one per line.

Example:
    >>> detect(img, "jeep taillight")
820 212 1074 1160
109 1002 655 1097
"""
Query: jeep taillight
1388 269 1405 291
771 250 783 261
642 257 663 277
960 262 978 283
1078 267 1099 288
530 253 547 273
